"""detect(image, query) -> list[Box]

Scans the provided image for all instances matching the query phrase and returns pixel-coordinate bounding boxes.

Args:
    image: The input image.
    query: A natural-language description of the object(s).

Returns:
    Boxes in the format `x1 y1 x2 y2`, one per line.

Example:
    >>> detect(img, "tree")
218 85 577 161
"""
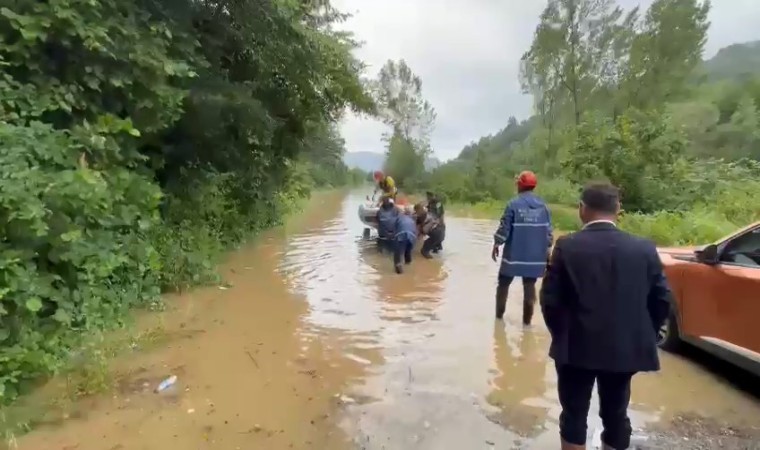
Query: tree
714 96 760 160
521 0 626 126
561 110 688 211
383 130 424 188
372 60 436 186
374 59 436 153
621 0 710 109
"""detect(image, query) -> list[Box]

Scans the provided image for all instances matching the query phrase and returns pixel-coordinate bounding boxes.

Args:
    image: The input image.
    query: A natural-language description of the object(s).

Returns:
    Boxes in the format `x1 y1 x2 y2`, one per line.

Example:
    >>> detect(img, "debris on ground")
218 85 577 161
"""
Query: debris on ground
154 375 177 393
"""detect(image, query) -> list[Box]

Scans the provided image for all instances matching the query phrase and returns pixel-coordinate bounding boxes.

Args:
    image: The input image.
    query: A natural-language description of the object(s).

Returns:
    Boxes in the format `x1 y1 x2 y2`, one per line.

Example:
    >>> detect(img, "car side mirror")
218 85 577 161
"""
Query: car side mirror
695 244 719 265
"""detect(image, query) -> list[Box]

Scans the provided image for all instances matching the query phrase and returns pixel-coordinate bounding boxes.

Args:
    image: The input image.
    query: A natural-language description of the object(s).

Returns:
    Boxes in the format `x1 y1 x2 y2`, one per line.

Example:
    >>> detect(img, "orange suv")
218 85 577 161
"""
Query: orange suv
657 222 760 376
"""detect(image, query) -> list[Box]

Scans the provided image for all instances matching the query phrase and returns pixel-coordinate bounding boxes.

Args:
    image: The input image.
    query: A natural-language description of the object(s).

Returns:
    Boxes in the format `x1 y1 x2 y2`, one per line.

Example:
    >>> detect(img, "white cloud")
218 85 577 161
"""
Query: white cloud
333 0 760 160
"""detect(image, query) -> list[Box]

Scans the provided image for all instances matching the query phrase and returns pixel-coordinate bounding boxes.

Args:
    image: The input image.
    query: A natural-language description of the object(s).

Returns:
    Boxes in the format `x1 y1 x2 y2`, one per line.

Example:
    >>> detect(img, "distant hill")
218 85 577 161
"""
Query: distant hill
441 40 760 166
343 151 385 172
343 151 442 173
702 40 760 82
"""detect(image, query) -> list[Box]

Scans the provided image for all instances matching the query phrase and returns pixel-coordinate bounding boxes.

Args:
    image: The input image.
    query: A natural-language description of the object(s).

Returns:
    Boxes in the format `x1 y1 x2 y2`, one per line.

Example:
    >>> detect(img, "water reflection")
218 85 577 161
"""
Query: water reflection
487 324 551 439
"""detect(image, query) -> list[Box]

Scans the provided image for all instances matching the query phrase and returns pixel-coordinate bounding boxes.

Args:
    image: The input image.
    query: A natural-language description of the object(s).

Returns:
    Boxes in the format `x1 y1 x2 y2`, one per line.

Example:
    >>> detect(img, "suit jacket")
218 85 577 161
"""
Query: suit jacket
540 222 671 373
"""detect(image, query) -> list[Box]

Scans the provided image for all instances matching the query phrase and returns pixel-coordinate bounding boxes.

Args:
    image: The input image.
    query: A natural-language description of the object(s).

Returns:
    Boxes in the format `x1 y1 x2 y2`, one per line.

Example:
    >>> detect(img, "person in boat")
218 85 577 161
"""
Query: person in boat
376 197 399 253
425 191 445 254
415 201 444 259
491 170 553 326
373 170 397 204
393 206 418 274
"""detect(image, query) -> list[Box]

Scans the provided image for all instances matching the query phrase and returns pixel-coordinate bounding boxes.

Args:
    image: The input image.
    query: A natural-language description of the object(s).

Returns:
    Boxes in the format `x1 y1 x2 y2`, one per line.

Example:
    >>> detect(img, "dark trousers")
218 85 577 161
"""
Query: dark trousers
495 274 537 324
377 237 393 253
421 226 445 257
393 239 413 269
556 364 634 450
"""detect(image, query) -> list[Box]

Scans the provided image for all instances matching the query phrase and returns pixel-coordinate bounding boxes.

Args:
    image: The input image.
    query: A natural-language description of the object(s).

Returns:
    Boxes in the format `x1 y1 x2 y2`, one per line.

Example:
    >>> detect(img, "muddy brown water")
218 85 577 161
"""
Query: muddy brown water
17 190 760 450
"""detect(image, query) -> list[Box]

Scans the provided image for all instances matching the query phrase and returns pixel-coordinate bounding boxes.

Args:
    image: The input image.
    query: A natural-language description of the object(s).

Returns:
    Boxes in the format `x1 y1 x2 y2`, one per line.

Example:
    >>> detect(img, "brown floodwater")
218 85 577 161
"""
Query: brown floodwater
16 190 760 450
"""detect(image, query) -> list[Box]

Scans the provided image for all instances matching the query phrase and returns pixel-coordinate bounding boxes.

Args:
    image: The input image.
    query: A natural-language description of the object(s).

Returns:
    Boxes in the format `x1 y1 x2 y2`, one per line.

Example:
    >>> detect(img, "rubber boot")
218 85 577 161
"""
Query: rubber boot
522 285 536 326
523 297 536 327
561 439 586 450
495 284 509 320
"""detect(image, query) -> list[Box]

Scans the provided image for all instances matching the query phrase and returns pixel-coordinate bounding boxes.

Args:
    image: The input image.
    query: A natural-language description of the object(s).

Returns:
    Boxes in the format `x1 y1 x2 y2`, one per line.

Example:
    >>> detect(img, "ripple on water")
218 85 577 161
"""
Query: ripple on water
280 191 760 449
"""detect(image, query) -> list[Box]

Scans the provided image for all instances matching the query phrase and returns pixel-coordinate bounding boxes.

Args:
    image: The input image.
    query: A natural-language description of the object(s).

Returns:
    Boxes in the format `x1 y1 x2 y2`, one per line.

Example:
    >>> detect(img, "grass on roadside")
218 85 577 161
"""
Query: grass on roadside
447 200 581 233
448 198 758 247
0 319 170 447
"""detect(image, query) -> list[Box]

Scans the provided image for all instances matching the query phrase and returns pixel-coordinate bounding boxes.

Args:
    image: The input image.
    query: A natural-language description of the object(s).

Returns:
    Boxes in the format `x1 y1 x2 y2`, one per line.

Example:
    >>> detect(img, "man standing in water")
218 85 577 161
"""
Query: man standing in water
540 183 671 450
424 191 445 255
393 207 418 274
491 171 552 325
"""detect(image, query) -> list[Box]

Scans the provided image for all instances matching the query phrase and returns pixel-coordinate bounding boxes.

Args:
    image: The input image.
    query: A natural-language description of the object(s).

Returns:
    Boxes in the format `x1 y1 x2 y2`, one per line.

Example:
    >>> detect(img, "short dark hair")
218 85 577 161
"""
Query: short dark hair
581 182 620 214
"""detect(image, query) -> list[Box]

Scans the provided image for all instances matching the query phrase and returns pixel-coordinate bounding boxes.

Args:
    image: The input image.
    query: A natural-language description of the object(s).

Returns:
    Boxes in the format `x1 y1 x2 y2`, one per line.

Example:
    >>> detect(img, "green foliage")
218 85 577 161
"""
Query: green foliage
562 110 688 212
0 0 373 405
384 131 425 189
421 0 758 249
0 121 162 400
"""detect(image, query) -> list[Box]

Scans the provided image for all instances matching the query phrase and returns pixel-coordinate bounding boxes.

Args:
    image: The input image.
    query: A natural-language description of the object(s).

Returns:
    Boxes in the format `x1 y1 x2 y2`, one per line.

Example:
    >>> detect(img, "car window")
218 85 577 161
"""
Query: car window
721 227 760 267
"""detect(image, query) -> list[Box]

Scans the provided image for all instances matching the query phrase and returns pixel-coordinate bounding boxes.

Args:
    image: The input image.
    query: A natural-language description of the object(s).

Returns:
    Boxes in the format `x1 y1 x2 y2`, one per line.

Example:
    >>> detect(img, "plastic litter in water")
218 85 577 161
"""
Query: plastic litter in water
155 375 177 393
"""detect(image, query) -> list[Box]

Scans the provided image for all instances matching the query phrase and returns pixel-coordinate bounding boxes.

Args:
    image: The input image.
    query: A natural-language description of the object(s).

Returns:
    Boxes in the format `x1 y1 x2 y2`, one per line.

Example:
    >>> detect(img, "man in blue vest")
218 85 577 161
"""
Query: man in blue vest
491 171 553 325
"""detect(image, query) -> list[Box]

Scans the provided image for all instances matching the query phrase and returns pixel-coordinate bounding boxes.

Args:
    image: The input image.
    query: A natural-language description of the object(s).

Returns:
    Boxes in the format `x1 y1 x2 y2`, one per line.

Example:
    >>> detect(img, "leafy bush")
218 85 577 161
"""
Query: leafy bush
0 0 373 405
0 122 161 400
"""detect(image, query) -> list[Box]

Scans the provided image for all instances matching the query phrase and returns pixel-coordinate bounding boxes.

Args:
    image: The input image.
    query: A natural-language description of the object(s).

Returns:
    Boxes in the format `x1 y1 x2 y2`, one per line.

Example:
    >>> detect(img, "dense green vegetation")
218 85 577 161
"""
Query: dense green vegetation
418 0 760 243
0 0 372 402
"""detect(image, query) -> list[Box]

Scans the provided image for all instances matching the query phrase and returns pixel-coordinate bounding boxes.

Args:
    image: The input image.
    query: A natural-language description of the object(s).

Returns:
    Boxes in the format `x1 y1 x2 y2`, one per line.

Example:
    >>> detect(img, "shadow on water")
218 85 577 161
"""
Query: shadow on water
17 189 760 450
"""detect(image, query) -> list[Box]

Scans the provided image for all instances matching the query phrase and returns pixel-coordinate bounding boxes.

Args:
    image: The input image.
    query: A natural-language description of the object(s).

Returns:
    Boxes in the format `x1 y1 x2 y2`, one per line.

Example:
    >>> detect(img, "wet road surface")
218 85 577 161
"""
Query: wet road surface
17 190 760 449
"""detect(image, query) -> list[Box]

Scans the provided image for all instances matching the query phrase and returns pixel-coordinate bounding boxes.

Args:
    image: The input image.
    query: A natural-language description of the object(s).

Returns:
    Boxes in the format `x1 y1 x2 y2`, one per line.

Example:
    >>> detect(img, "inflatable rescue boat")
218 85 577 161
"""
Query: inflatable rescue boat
358 197 418 239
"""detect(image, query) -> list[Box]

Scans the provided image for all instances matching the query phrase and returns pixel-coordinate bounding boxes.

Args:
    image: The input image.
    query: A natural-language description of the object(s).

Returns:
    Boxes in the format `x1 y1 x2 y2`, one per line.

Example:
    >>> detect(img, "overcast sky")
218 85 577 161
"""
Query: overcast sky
331 0 760 161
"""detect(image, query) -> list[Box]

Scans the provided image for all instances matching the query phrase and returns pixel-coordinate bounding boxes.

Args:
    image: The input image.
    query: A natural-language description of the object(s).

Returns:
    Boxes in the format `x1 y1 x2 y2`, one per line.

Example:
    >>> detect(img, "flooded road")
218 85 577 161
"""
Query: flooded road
18 190 760 449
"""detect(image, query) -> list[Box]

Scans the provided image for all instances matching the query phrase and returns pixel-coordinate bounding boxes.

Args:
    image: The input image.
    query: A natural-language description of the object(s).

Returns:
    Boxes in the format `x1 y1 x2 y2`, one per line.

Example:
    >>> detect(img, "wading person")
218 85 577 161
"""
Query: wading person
393 207 417 274
425 191 445 254
491 170 553 325
415 202 444 259
540 182 671 450
376 197 398 253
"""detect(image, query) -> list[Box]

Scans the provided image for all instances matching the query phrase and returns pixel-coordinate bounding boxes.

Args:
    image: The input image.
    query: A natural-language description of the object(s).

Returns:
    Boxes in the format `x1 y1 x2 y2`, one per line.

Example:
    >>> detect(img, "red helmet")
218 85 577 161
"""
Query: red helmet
516 170 538 189
373 170 384 181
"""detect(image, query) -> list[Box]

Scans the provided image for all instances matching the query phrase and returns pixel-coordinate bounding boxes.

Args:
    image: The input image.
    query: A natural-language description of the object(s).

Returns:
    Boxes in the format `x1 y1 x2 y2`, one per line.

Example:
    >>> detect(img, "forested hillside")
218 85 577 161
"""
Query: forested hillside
0 0 371 401
421 0 760 245
702 40 760 81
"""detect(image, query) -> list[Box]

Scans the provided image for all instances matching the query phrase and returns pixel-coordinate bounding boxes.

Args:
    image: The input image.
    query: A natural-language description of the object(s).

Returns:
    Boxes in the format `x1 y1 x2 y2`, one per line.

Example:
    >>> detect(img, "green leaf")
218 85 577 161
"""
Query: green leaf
128 128 141 137
25 297 43 312
52 309 71 324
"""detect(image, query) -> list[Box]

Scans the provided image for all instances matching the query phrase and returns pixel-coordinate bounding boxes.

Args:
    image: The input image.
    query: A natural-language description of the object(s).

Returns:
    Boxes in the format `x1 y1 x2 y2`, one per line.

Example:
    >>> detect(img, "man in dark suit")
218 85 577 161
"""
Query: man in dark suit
540 182 671 450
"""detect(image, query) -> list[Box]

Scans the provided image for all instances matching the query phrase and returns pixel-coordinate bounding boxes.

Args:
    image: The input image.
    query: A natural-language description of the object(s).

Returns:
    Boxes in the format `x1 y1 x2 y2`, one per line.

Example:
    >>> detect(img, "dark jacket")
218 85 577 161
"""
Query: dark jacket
427 199 445 223
540 222 672 373
494 192 553 278
377 205 398 240
394 214 417 244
